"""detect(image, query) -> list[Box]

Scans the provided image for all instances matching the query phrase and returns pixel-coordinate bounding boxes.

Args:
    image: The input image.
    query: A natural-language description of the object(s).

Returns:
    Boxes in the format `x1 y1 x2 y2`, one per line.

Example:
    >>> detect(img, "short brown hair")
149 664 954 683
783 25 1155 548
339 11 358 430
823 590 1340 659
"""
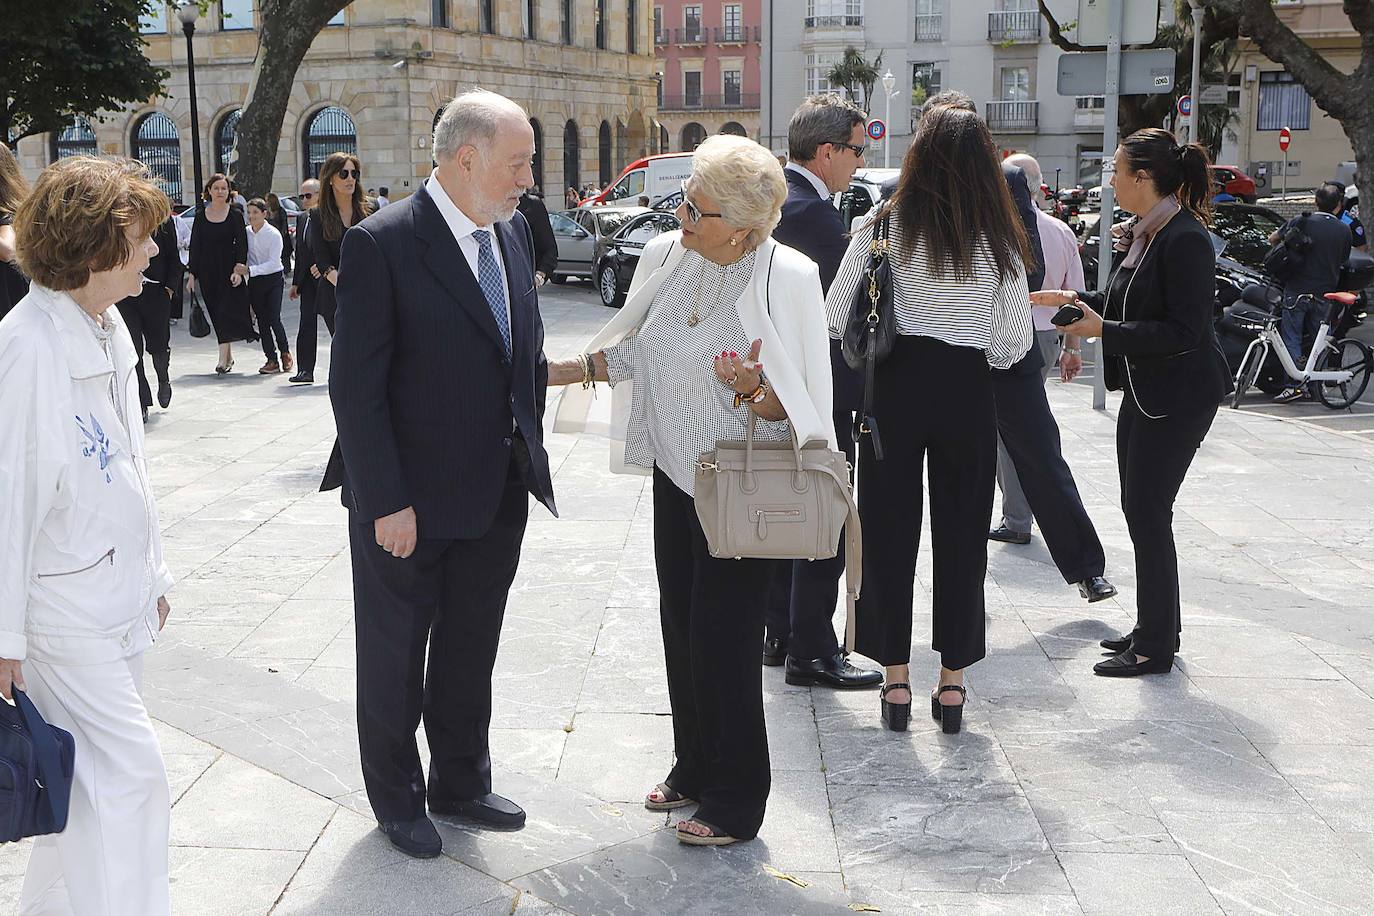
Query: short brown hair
202 172 230 202
14 156 170 292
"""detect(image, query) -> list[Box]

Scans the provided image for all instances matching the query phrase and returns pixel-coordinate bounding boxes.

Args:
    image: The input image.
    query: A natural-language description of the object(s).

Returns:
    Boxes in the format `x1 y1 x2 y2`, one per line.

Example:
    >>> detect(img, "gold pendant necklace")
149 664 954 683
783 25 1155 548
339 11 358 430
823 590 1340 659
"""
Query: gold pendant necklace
687 263 728 327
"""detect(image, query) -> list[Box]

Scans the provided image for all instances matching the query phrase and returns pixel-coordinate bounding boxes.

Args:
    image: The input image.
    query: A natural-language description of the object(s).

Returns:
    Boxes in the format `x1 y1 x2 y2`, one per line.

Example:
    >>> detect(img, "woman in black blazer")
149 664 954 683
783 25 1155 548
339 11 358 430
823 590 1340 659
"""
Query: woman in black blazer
1036 129 1232 677
309 152 370 336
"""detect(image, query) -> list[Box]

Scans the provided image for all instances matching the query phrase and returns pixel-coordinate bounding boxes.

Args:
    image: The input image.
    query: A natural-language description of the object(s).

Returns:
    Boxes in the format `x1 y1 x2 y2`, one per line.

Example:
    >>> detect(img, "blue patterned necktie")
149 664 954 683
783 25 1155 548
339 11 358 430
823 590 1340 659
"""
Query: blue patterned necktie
471 229 512 356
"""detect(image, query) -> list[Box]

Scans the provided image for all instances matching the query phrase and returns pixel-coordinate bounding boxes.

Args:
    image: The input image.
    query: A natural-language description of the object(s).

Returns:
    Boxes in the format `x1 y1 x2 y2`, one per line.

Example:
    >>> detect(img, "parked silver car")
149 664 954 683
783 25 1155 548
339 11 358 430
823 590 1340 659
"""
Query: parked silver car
550 206 649 282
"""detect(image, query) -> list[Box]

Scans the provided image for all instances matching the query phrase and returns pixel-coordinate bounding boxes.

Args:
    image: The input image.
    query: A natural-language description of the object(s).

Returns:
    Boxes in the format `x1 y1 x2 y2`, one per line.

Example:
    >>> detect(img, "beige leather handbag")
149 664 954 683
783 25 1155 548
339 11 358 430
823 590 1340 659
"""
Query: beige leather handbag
694 413 863 651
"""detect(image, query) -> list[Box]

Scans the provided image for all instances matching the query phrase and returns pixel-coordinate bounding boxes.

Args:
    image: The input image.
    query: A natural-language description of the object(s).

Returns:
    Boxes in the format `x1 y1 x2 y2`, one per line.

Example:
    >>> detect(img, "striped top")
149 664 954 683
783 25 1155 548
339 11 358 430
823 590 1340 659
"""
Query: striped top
825 214 1033 370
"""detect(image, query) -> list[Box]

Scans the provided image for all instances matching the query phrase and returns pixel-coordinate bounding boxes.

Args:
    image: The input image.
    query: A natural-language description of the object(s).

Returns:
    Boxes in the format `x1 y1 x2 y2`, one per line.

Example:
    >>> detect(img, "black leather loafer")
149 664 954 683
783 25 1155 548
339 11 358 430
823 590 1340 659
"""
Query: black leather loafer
762 636 788 667
288 371 314 385
988 526 1032 545
429 792 526 829
1100 633 1180 654
378 816 442 858
1078 576 1118 603
1093 651 1174 677
784 653 883 689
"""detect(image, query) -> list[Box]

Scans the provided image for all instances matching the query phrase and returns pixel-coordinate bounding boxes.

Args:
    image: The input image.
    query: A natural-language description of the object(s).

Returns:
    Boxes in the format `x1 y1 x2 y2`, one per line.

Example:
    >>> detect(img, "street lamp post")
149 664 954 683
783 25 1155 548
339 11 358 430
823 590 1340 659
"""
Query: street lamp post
177 3 204 208
880 69 896 168
1187 0 1204 144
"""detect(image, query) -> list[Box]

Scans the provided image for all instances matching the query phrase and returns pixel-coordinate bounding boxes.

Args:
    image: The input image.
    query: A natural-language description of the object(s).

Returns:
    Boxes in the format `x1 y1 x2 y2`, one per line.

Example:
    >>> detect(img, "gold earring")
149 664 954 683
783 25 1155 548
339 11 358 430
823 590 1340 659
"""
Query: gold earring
730 238 738 246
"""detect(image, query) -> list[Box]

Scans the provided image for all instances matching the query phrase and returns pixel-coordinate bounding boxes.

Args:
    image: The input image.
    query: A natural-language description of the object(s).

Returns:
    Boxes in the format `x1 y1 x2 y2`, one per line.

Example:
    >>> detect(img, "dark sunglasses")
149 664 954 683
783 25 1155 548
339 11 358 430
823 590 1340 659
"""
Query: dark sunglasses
299 191 316 199
679 180 723 223
830 141 867 157
336 168 360 180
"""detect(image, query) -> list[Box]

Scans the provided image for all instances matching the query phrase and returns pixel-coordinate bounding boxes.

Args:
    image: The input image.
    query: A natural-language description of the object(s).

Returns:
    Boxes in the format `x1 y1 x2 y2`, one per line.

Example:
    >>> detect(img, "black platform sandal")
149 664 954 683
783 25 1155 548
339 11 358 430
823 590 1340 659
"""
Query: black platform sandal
880 682 911 732
932 684 966 734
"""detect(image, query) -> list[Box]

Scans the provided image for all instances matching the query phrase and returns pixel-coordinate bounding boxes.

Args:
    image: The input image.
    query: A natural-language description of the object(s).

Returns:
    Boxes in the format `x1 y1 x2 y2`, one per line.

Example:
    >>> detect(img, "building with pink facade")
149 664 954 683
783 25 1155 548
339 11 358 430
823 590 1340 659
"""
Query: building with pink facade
654 0 762 151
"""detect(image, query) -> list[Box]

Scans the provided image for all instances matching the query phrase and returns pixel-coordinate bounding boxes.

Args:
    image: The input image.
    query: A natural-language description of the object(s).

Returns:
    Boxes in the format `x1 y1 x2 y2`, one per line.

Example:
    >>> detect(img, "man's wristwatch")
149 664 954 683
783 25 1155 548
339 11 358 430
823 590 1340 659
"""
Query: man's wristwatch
733 379 769 409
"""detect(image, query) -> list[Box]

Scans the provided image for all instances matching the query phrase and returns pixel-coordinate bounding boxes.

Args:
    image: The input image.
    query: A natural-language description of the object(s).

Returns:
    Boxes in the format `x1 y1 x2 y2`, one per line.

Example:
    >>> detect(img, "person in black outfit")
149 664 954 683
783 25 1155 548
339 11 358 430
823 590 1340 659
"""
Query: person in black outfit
266 192 293 275
765 93 881 690
325 91 554 860
915 91 1118 606
288 178 321 383
306 153 370 383
1267 182 1352 403
115 213 178 418
1045 128 1233 677
0 141 30 323
516 189 558 286
187 173 254 374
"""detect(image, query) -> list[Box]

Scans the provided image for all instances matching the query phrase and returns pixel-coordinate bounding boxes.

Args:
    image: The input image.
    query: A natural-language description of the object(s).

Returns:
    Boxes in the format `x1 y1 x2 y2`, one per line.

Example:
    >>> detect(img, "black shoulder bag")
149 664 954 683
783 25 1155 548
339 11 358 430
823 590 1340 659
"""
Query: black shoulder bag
839 213 895 460
1262 212 1313 284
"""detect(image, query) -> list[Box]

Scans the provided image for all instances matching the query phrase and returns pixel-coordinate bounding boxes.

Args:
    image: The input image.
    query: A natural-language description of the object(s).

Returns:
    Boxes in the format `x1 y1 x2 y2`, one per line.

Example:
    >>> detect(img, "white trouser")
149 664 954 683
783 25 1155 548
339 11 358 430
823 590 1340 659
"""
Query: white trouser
17 652 170 916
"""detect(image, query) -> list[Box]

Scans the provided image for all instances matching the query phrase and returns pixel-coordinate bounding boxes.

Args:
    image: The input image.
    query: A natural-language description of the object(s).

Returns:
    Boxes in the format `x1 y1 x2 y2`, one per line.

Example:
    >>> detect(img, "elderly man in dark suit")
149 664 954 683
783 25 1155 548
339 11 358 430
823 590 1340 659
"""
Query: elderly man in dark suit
328 89 557 859
764 94 881 690
288 178 322 384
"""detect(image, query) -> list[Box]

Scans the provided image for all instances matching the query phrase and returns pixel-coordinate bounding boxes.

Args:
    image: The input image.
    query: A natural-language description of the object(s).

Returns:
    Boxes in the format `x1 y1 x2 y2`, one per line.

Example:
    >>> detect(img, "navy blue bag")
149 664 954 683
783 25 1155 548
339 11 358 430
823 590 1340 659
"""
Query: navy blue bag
0 688 76 842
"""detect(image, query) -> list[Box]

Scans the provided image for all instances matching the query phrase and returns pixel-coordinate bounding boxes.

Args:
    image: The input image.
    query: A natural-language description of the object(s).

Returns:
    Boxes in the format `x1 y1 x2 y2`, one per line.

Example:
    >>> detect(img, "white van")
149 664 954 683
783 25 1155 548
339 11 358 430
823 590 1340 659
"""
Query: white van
584 153 695 207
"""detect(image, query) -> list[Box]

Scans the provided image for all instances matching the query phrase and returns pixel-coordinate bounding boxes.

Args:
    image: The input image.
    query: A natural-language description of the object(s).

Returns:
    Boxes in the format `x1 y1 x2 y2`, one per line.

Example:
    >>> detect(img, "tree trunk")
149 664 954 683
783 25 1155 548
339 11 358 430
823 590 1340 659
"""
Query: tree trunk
232 0 349 198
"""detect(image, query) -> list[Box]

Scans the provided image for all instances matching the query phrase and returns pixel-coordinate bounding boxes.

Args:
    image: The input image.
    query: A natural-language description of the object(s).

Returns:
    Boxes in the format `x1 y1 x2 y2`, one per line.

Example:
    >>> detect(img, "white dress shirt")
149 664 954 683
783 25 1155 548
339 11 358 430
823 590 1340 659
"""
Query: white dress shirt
785 162 832 201
425 170 510 329
246 222 284 277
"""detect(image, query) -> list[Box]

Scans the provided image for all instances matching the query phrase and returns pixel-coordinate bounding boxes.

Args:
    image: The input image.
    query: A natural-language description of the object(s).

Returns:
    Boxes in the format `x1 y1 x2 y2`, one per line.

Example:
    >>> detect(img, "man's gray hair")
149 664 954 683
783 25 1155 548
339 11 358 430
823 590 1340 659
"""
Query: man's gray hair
432 89 528 162
1003 153 1043 194
788 94 867 162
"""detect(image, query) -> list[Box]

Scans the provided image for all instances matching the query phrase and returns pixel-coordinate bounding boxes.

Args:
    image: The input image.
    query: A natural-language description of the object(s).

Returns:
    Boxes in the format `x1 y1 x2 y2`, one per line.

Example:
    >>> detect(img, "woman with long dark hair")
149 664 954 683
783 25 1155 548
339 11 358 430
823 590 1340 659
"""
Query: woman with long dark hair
0 140 30 321
187 173 253 373
308 152 371 336
265 191 293 276
1036 129 1232 677
826 105 1033 734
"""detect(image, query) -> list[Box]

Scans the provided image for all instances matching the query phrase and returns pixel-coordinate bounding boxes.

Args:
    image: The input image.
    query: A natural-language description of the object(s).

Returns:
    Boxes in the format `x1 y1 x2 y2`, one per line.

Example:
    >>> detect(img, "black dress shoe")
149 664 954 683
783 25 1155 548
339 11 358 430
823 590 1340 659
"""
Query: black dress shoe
1078 576 1118 603
761 635 788 667
1100 632 1181 653
429 792 526 829
378 816 442 858
988 526 1032 545
288 371 314 384
784 653 882 689
1093 650 1174 677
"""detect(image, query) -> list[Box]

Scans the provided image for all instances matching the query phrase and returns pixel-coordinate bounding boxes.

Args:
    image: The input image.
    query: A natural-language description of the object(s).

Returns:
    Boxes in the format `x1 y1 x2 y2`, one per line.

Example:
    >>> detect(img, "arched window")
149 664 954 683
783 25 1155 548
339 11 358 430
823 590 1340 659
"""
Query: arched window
563 120 580 191
659 123 669 153
720 121 747 137
302 106 357 179
598 120 612 187
615 119 628 174
680 122 706 152
131 112 183 204
51 116 97 162
214 109 241 174
530 118 544 192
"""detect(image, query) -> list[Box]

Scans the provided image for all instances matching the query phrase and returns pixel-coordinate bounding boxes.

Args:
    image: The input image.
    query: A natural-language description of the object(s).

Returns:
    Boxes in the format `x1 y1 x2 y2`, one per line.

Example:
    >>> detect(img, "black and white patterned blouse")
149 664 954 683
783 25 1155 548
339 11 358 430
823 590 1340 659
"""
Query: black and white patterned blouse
602 248 791 496
825 215 1033 370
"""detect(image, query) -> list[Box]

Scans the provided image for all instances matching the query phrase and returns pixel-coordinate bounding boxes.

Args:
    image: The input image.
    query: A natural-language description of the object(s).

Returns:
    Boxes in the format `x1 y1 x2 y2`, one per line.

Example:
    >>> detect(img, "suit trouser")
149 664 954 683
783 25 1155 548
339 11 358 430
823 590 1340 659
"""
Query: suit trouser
996 329 1064 533
19 652 170 916
116 287 172 411
294 283 334 375
852 336 996 671
349 471 529 823
654 467 772 840
992 344 1107 584
1117 392 1217 659
247 272 289 362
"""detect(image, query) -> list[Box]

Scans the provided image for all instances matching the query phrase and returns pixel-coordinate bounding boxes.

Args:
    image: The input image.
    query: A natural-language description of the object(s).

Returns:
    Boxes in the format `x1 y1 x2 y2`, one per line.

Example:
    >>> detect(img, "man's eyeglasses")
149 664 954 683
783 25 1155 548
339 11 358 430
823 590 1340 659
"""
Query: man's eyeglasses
299 192 316 199
337 168 360 180
680 180 723 223
830 141 867 157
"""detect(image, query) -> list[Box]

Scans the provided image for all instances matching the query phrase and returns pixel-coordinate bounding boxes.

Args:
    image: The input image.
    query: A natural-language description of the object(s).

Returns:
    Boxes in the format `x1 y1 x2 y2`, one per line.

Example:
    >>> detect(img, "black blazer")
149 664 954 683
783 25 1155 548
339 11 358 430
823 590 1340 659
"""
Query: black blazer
146 217 180 293
291 211 315 289
1083 208 1233 417
773 168 847 294
327 182 556 539
517 193 559 277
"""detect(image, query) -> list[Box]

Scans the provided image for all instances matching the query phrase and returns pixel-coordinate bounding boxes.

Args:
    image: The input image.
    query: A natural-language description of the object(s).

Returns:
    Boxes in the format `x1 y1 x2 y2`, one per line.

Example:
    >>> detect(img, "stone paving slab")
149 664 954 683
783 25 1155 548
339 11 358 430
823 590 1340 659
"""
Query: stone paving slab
2 285 1374 913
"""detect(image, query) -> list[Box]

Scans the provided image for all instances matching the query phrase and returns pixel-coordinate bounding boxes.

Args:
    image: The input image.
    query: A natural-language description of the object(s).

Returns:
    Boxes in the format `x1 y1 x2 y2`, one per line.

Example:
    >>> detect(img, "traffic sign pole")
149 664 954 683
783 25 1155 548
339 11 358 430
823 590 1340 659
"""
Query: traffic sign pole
1279 127 1292 200
1091 0 1124 411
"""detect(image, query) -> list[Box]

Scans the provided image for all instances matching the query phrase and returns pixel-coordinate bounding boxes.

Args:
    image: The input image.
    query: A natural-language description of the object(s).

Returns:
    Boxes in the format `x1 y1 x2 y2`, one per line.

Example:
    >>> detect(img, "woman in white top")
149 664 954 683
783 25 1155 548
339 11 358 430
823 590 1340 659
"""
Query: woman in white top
827 104 1033 735
551 135 833 846
245 197 292 374
0 156 175 915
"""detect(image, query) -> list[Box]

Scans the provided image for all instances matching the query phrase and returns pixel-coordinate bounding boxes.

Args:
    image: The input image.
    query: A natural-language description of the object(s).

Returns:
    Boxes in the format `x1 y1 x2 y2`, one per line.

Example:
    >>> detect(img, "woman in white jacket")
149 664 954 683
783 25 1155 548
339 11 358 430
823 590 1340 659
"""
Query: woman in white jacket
550 135 833 847
0 156 175 916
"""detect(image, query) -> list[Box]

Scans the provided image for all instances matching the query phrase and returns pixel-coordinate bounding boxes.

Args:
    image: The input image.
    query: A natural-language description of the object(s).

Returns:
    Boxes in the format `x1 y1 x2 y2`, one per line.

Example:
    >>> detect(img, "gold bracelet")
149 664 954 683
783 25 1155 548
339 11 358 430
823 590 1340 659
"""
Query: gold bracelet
733 379 768 409
579 353 595 390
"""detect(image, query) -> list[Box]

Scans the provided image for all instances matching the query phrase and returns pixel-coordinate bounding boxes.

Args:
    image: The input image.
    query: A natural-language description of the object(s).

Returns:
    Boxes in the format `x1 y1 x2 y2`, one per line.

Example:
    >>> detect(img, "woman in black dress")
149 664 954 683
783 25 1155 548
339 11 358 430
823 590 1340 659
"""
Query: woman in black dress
187 173 253 373
308 152 370 335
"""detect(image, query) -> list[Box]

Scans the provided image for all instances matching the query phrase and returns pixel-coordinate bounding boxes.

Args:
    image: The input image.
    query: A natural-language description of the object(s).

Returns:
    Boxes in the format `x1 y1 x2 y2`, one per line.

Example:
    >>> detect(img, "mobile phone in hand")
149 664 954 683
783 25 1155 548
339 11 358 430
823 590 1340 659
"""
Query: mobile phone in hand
1051 304 1084 327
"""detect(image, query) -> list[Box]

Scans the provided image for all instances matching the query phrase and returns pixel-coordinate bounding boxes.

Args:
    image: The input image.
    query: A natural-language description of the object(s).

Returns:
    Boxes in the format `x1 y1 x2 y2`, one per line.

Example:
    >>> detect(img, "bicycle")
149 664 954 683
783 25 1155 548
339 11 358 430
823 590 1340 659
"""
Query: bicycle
1230 288 1373 410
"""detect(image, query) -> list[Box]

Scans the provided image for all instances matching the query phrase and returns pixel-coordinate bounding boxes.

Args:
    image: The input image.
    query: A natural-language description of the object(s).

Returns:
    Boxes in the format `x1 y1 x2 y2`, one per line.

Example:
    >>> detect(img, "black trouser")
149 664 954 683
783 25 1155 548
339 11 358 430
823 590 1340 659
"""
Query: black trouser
992 345 1107 583
248 271 289 363
852 336 996 671
115 285 172 410
295 282 333 375
349 470 529 823
654 466 772 840
1117 392 1217 660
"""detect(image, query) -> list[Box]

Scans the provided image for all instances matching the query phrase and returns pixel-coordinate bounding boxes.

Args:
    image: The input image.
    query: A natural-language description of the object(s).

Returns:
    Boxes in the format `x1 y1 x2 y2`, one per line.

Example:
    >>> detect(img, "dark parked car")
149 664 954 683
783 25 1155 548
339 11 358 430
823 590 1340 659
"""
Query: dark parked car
550 206 648 282
594 210 682 307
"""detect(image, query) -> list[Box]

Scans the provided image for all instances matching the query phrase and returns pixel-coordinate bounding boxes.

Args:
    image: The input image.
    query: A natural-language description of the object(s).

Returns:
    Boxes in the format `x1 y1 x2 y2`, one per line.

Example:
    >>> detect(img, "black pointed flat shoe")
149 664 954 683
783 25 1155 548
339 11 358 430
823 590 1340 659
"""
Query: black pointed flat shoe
378 816 441 858
1093 651 1174 677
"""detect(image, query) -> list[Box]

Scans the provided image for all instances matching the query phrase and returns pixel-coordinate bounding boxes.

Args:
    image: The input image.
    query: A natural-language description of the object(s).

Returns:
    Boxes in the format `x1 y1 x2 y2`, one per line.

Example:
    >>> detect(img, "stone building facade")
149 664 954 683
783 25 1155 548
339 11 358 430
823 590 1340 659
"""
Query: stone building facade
16 0 660 204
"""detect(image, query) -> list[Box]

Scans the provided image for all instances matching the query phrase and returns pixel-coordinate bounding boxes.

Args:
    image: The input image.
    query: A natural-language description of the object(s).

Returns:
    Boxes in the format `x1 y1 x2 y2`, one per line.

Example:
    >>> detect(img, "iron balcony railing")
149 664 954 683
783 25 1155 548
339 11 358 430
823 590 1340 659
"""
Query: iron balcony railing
987 10 1041 42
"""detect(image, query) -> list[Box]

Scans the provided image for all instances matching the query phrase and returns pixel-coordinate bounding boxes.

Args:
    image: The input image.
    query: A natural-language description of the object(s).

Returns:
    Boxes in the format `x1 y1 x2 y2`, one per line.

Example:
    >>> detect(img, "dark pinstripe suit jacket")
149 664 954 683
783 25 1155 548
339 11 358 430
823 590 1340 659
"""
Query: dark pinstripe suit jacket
326 182 556 539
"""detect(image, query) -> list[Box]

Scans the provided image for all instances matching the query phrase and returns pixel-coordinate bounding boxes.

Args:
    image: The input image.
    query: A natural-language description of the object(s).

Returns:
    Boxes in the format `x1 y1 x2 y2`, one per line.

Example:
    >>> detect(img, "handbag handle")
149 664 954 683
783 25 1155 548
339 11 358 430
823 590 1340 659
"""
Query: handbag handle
742 409 805 474
11 687 69 830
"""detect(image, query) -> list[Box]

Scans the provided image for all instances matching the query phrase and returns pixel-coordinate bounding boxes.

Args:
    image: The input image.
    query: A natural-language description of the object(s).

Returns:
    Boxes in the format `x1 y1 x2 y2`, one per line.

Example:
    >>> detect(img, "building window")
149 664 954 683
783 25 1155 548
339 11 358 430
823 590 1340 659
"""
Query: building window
684 71 702 107
1000 66 1030 101
656 72 664 107
596 0 606 48
654 5 664 44
139 5 165 33
1257 71 1311 131
525 0 537 38
723 70 742 107
807 0 863 21
481 0 494 33
912 61 941 110
220 0 252 30
214 109 241 174
563 120 580 190
680 122 706 150
721 121 747 136
1227 72 1242 109
303 106 358 179
562 0 573 44
131 112 183 204
433 0 449 28
806 52 842 95
51 116 97 163
914 0 940 40
531 118 544 191
722 3 742 40
683 4 702 41
628 0 638 53
660 123 669 152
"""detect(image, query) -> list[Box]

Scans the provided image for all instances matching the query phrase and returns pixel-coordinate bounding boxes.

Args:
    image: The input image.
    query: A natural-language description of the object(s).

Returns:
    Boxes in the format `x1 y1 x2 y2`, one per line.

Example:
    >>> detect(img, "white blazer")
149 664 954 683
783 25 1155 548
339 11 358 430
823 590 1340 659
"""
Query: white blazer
554 231 836 473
